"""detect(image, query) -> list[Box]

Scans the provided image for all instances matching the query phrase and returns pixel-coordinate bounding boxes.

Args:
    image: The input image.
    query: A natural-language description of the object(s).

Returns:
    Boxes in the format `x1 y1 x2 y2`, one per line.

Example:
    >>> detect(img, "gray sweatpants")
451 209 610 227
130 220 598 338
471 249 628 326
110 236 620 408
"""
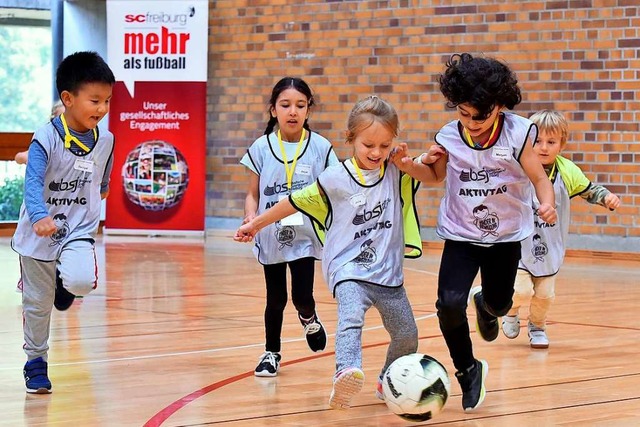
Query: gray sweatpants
334 280 418 380
20 239 98 361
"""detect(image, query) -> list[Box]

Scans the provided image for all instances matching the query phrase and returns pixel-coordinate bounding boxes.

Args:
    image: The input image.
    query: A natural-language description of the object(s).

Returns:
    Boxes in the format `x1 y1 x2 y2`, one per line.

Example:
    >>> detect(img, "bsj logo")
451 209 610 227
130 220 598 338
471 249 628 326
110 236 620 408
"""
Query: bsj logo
352 198 390 226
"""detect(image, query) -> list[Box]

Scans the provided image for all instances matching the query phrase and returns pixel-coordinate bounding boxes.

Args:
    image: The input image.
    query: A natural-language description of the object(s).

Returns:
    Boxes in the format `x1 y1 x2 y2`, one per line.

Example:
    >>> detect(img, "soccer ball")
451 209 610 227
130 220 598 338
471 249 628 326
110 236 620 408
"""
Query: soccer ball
382 353 451 422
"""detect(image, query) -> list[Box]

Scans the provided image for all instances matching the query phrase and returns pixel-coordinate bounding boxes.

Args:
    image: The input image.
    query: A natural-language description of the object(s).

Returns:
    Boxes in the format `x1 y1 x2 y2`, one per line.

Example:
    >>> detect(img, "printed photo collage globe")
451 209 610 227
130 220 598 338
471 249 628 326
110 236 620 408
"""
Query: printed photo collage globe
121 141 189 211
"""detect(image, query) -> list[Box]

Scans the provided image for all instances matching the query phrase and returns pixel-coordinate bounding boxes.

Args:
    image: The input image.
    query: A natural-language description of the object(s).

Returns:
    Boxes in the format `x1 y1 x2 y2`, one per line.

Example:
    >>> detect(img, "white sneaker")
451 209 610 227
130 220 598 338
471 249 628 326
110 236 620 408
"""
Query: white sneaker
502 315 520 339
528 322 549 349
329 367 364 409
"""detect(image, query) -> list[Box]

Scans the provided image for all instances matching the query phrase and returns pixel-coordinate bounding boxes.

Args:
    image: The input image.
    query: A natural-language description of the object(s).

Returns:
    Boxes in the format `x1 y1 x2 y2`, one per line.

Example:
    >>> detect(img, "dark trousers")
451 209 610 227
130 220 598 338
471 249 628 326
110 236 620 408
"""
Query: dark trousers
263 257 317 352
436 240 521 371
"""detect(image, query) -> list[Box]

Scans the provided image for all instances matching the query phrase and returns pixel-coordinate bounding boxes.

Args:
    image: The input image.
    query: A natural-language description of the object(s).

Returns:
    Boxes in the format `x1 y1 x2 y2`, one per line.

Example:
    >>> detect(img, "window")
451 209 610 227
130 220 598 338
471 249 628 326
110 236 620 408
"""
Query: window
0 14 52 221
0 24 52 132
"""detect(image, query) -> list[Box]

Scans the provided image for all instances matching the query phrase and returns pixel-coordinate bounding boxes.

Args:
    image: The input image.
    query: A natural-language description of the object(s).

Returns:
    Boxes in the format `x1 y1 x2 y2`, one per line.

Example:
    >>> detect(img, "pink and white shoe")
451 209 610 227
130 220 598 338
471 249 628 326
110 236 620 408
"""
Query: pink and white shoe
329 367 364 409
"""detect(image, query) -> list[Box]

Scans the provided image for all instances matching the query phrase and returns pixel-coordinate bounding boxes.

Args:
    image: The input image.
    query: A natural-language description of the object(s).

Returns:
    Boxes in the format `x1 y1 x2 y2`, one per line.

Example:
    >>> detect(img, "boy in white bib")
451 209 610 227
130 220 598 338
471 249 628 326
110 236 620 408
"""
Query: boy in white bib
12 51 115 394
502 110 620 348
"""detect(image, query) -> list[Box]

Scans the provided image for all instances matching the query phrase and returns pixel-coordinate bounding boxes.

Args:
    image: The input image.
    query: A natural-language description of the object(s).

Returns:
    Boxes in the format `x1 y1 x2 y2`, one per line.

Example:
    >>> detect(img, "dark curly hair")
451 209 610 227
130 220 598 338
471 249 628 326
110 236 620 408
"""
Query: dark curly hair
439 53 522 121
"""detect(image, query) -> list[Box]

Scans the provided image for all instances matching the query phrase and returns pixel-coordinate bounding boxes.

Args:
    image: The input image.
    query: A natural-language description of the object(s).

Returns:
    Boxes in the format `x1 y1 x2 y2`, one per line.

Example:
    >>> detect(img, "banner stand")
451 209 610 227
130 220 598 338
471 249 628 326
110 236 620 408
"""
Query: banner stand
103 228 204 237
105 0 208 235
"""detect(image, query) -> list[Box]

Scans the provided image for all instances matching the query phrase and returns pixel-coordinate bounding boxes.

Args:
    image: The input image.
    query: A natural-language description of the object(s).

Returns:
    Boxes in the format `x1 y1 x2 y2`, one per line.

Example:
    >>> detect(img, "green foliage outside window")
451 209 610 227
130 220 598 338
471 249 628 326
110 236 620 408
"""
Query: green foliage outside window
0 25 52 132
0 176 24 221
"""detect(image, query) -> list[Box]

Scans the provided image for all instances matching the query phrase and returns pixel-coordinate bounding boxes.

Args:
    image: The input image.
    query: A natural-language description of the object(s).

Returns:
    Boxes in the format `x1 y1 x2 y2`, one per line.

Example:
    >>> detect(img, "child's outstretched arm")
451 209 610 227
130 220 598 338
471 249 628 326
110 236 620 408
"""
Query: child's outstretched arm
390 143 447 184
520 141 557 224
243 173 260 224
234 197 297 242
580 184 621 211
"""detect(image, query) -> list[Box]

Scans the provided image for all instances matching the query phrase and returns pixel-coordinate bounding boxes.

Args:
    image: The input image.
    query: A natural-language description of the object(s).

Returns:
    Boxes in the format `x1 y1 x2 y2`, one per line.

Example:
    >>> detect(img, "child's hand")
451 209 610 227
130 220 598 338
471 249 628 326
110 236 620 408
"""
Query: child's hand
242 213 256 225
14 151 28 165
420 145 447 165
33 217 57 237
234 222 257 243
389 143 413 171
604 193 620 210
537 203 557 225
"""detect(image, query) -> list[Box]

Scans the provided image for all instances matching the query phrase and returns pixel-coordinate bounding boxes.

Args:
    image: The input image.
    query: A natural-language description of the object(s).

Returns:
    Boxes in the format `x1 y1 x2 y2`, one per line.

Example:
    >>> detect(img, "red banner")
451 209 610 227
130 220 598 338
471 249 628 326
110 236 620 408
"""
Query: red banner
106 81 205 231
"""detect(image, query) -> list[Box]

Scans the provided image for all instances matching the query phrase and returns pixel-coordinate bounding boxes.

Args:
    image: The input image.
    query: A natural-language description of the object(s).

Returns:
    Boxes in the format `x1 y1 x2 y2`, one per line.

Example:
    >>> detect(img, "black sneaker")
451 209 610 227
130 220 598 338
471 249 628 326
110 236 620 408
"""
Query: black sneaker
469 286 499 341
299 313 327 352
455 359 488 411
254 351 281 377
54 270 75 311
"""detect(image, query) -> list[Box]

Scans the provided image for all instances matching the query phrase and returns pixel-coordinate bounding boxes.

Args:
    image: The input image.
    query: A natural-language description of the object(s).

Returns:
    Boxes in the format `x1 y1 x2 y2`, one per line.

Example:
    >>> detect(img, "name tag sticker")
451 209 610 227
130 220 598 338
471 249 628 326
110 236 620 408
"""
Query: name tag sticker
278 194 304 226
491 146 511 160
349 193 366 207
73 158 94 172
280 211 304 226
296 164 312 176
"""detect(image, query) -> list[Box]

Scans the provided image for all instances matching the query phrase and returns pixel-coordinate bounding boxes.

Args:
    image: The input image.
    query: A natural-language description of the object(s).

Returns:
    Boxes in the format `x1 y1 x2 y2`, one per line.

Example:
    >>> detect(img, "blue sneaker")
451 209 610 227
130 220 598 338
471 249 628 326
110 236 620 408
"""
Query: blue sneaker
24 357 52 394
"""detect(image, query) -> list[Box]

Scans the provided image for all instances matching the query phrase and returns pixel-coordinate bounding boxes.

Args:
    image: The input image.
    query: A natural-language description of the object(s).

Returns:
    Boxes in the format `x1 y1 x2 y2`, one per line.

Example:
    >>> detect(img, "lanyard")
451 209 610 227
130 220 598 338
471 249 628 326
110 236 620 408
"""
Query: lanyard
463 115 499 149
547 161 558 181
60 113 96 152
351 157 384 185
277 128 306 191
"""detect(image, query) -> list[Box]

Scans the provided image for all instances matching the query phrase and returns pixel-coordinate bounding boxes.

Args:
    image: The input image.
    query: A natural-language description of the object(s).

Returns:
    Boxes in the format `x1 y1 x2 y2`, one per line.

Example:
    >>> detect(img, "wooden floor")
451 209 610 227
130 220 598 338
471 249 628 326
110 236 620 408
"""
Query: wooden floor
1 234 639 427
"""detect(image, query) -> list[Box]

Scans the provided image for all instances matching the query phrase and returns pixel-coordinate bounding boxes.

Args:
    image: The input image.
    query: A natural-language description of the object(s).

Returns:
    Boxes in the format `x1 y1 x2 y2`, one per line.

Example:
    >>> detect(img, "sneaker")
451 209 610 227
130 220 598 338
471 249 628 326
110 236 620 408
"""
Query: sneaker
329 367 365 409
53 270 75 311
455 359 488 412
502 315 520 339
528 322 549 349
299 313 327 352
254 351 281 377
375 376 384 400
469 286 499 342
24 357 52 394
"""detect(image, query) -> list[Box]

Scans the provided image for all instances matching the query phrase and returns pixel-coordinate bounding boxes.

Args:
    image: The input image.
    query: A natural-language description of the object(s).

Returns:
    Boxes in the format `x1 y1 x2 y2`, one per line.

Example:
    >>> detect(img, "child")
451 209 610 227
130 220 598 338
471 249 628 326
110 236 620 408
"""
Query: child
15 101 65 165
11 51 115 394
236 96 433 409
395 53 557 412
501 110 621 348
239 77 338 377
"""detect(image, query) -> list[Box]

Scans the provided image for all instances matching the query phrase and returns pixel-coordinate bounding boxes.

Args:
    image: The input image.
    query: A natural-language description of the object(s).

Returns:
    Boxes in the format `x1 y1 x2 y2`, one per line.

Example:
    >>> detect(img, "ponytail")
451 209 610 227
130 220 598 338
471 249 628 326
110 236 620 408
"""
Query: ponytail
263 116 278 135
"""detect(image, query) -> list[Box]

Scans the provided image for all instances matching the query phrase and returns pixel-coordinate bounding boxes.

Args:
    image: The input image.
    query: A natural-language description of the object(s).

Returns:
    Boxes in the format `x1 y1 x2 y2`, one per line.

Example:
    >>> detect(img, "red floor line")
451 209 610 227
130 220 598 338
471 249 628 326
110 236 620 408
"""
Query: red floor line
142 333 440 426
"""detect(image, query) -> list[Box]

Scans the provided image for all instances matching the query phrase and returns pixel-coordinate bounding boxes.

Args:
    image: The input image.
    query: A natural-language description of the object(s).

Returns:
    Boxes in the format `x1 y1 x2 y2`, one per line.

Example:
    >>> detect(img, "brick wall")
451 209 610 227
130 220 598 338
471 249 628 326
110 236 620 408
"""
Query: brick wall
207 0 640 246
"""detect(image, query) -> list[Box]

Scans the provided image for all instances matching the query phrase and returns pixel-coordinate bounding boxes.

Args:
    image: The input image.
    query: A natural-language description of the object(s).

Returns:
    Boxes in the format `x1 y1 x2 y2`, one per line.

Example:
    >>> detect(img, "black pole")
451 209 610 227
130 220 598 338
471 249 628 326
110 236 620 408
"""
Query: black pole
50 0 63 103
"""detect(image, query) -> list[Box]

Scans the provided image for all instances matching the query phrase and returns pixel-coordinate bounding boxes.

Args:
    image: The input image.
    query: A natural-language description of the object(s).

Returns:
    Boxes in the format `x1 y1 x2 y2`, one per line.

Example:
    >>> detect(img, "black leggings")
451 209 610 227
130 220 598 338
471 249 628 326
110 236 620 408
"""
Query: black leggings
263 257 317 352
436 240 521 371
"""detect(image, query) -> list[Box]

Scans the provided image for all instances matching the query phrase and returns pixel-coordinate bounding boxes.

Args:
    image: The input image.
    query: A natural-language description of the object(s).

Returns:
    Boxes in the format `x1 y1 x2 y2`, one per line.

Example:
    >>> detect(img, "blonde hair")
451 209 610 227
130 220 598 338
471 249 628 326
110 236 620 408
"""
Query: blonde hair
529 110 568 148
345 95 399 144
51 100 65 119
